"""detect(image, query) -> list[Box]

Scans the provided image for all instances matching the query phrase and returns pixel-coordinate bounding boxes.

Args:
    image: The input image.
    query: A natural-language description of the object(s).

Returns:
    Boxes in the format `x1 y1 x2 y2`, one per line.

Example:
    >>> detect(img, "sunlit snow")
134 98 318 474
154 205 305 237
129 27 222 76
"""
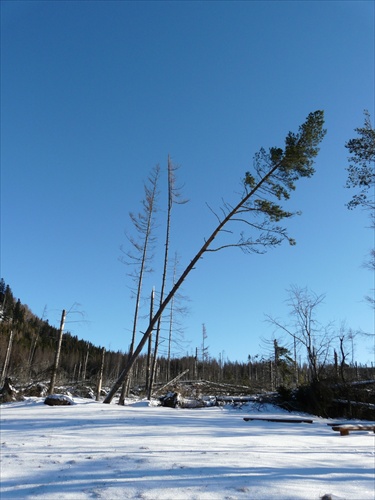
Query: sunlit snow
1 398 374 499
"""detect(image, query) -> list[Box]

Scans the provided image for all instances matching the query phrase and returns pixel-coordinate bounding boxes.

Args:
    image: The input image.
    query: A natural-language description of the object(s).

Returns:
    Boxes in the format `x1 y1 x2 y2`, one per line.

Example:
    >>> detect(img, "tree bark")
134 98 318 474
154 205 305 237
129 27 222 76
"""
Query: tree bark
48 309 66 395
145 287 155 395
148 156 174 398
96 347 106 401
119 166 160 404
1 329 14 386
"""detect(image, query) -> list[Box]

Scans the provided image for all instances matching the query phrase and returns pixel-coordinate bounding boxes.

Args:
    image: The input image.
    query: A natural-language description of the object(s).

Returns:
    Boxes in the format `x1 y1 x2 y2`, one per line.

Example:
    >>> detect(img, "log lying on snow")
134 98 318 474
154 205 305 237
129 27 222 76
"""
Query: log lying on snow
243 417 314 424
332 399 375 410
159 391 216 408
216 396 259 403
331 424 375 436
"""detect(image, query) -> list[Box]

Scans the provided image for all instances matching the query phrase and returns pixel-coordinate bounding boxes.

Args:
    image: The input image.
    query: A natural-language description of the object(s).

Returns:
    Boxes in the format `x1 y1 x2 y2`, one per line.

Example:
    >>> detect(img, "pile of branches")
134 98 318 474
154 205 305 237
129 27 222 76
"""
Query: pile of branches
157 379 277 409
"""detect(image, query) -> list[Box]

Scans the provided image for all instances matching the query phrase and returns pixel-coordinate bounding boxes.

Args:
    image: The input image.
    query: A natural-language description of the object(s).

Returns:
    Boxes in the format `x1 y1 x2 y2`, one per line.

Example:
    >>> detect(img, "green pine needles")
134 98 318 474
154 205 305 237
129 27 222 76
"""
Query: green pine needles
236 110 326 253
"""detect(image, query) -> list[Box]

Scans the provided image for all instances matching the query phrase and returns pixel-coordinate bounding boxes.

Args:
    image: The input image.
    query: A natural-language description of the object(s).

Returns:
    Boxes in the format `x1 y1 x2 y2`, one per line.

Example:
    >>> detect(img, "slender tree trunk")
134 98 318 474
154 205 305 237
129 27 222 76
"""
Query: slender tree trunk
119 167 160 404
82 344 89 381
48 309 66 395
96 347 106 401
339 337 347 383
1 329 14 386
28 305 46 377
28 334 38 376
152 369 189 397
166 254 179 381
334 349 339 380
166 296 174 381
148 156 174 397
202 324 208 379
145 287 155 395
293 336 298 386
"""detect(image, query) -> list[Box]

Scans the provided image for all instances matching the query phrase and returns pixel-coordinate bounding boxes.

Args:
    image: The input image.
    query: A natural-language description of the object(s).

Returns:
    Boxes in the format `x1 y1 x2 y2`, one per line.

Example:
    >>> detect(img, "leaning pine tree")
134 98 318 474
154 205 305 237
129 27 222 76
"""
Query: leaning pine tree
104 110 326 404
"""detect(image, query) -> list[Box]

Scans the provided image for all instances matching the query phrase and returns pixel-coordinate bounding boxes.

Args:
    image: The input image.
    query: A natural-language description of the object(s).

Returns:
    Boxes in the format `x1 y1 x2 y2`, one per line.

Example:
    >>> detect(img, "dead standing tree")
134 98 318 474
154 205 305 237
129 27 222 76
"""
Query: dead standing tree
266 285 334 383
118 165 160 404
48 309 66 395
201 323 209 380
104 110 326 404
48 303 86 394
148 156 187 398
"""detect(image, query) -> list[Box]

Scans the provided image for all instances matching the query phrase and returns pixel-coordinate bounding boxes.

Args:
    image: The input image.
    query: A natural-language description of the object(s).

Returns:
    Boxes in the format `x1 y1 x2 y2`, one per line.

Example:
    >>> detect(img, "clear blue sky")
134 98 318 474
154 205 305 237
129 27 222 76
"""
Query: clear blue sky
1 1 374 365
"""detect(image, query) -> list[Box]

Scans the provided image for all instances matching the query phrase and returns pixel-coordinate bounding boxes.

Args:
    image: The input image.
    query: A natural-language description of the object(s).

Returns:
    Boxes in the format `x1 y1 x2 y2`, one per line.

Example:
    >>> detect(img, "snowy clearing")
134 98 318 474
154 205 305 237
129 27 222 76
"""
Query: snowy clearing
1 398 374 500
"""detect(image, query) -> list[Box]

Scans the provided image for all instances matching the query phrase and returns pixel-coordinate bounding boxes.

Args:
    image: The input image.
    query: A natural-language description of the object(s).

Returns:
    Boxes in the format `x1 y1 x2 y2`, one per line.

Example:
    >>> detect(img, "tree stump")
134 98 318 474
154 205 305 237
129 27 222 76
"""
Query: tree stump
159 391 179 408
0 378 18 403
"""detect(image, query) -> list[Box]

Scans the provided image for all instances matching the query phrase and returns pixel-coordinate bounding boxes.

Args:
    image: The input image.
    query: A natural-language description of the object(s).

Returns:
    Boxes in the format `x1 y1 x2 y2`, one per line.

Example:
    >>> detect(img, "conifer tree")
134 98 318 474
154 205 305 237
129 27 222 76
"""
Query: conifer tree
345 111 375 308
104 110 326 404
345 110 375 215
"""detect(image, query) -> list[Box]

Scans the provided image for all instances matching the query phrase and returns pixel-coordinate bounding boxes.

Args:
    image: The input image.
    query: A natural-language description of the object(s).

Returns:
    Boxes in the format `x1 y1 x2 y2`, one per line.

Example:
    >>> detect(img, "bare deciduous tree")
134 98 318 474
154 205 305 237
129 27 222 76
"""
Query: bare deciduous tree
266 285 334 382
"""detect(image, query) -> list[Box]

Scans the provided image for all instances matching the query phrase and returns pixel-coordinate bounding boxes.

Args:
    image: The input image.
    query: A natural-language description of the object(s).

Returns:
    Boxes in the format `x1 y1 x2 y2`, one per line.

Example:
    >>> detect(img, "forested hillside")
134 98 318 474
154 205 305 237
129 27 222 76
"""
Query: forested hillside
1 278 374 419
0 278 295 390
0 279 118 384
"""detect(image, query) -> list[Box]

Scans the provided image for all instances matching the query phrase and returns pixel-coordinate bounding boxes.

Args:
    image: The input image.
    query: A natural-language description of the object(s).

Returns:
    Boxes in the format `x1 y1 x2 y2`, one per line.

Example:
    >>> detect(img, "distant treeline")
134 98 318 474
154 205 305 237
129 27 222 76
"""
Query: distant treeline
1 279 374 393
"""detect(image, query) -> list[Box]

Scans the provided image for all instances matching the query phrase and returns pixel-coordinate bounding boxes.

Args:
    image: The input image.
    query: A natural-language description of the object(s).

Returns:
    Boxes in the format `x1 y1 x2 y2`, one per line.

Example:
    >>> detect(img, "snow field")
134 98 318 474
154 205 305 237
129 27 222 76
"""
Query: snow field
1 398 374 499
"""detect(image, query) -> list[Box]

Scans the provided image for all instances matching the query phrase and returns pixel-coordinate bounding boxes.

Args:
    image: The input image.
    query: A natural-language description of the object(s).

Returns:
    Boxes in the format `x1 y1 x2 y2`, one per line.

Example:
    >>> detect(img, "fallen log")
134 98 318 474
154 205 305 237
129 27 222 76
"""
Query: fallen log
332 424 375 436
152 369 189 397
216 396 258 403
243 417 313 424
332 399 375 410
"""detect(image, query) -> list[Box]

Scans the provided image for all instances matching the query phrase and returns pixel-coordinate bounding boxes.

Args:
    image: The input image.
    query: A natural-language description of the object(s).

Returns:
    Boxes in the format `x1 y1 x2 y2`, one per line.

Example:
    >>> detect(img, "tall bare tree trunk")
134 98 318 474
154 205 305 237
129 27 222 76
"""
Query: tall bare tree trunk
96 347 106 401
1 329 14 386
166 294 174 382
119 166 160 404
82 343 89 381
48 309 66 395
202 324 208 379
145 287 155 394
148 156 174 397
293 336 298 386
28 305 47 377
166 254 179 381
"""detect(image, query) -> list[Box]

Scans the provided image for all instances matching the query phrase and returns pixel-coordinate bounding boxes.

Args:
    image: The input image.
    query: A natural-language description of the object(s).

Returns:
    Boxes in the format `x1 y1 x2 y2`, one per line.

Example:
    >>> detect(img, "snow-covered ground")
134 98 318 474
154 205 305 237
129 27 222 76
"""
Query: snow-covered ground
1 397 374 500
